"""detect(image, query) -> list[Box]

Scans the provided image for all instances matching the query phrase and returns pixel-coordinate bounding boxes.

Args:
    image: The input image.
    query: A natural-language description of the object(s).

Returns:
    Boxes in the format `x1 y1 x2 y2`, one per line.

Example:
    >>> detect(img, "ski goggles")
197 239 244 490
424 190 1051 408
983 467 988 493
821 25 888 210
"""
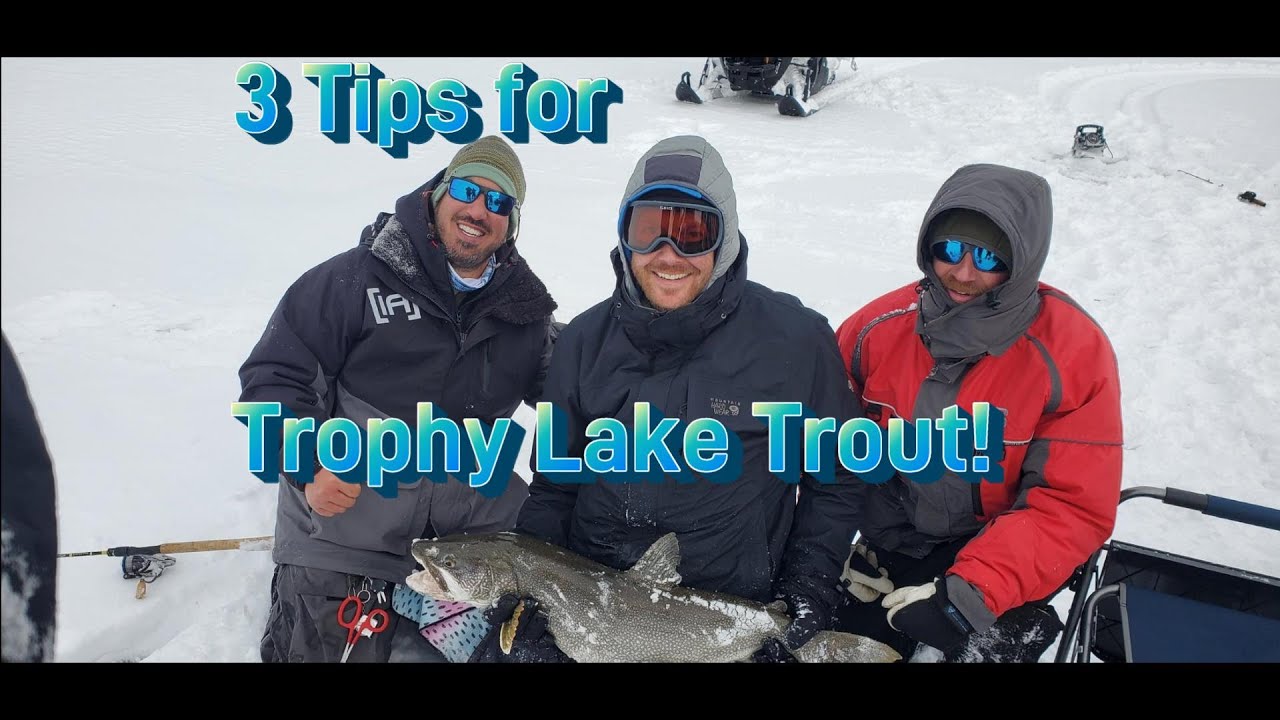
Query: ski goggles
445 177 518 217
930 238 1009 273
623 200 724 258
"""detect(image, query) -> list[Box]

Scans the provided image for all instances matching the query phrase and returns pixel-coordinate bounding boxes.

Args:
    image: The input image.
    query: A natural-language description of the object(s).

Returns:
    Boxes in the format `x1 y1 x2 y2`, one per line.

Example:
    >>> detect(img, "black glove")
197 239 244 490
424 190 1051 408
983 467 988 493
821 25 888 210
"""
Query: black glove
468 594 574 663
943 603 1063 663
752 591 830 663
882 578 974 654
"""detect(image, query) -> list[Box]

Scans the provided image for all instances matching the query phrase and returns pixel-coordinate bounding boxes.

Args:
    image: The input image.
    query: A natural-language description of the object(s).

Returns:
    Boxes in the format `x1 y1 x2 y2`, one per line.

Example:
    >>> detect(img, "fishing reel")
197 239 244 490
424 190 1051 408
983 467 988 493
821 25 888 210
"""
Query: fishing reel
122 554 176 598
1238 190 1267 207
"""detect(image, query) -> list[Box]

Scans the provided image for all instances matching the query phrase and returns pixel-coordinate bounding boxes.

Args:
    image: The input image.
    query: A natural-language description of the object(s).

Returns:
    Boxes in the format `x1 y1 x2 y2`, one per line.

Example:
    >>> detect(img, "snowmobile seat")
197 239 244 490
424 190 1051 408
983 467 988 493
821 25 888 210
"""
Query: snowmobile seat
721 57 792 95
1056 486 1280 663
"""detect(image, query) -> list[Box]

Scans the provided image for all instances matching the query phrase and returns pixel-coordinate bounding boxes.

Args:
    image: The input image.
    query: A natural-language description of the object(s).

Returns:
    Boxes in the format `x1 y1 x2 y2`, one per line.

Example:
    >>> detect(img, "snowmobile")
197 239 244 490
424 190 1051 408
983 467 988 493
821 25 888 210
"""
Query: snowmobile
1071 124 1115 160
675 57 854 117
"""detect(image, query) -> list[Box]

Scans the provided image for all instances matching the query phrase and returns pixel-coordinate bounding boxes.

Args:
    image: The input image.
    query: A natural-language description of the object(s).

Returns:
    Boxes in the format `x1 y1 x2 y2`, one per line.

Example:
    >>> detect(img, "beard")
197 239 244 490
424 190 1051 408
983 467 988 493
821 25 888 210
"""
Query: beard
940 276 991 297
441 213 503 270
444 242 493 271
634 259 709 310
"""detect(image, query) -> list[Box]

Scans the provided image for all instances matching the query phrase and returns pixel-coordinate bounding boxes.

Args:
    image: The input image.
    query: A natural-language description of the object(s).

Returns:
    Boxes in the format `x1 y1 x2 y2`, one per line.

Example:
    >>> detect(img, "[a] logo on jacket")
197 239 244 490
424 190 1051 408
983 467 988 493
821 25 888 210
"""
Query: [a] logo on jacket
367 287 421 325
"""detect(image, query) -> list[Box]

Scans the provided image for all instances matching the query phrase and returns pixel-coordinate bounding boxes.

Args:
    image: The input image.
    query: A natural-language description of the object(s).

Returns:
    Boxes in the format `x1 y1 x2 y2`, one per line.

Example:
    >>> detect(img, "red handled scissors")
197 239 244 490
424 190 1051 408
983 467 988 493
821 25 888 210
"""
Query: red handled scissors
337 593 389 663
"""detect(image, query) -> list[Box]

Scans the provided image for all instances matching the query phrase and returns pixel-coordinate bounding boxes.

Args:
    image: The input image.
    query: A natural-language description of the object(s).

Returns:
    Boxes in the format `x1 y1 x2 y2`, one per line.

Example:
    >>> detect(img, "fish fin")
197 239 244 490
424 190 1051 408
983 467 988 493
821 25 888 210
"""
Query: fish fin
499 600 525 654
624 532 682 586
766 600 788 614
791 631 903 663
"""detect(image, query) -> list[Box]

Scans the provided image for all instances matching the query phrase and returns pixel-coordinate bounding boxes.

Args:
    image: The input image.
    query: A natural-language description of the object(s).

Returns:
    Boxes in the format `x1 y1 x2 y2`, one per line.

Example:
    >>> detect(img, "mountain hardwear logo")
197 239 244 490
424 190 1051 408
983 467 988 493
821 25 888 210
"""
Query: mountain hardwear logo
367 287 421 324
710 396 741 417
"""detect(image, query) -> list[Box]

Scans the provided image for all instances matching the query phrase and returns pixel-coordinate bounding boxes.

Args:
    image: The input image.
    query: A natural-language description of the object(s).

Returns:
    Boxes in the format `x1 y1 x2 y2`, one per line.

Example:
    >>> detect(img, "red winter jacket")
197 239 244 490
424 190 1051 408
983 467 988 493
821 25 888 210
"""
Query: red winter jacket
835 164 1123 624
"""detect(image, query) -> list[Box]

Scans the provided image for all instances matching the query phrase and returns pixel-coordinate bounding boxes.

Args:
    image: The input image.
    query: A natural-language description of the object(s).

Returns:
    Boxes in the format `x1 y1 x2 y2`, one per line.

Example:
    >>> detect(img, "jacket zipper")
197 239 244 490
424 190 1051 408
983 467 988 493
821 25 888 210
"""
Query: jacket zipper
409 289 463 348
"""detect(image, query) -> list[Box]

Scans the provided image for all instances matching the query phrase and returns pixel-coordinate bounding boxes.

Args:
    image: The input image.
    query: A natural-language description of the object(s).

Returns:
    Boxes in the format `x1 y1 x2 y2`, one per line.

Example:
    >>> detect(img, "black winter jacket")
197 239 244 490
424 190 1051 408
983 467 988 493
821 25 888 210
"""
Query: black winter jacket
239 171 557 582
517 239 865 612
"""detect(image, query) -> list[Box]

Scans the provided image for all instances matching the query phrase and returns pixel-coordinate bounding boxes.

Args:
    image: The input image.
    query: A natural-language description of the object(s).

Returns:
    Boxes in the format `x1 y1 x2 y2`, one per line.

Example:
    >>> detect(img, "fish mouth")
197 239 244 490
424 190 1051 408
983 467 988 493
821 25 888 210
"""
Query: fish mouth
405 565 443 598
406 543 468 601
406 562 471 602
406 544 442 596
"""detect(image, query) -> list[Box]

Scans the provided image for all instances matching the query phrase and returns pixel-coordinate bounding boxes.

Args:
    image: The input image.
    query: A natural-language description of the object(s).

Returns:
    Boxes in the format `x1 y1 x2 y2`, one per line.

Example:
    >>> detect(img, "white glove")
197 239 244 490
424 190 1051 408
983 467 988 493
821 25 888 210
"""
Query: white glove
840 542 895 602
881 581 938 629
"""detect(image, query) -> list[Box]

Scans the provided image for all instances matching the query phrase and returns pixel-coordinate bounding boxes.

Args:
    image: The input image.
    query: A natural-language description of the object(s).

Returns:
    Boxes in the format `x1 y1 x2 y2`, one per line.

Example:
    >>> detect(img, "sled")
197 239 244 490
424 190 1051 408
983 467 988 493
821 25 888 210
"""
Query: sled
1056 485 1280 663
1072 124 1116 161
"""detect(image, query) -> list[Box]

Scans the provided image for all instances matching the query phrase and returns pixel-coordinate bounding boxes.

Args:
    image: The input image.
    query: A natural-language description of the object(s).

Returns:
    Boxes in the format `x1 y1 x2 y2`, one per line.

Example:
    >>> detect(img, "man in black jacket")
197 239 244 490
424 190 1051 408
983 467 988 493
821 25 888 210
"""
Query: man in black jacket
502 135 866 662
240 135 558 662
1 333 59 663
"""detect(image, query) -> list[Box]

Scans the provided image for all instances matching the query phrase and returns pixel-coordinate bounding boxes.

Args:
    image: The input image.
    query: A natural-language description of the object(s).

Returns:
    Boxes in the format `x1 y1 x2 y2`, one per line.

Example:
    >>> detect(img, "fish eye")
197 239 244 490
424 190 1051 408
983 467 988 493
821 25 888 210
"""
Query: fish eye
443 555 456 568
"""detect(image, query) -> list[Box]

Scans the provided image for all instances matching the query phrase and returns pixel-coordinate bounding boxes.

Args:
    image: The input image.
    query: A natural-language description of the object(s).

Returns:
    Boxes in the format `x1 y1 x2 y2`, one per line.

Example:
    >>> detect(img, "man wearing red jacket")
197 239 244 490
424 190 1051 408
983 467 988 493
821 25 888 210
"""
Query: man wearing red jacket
832 163 1123 662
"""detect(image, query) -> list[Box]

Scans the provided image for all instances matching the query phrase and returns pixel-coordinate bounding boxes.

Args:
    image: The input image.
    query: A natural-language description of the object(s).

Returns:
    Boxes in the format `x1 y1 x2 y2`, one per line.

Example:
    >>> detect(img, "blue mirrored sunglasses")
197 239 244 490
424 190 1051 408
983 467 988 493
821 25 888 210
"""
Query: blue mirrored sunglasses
446 177 518 216
931 238 1009 273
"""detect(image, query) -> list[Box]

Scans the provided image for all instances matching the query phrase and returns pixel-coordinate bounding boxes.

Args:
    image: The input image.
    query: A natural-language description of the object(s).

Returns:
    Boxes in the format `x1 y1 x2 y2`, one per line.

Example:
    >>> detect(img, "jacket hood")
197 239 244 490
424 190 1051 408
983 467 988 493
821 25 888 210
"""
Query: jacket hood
615 135 741 310
915 163 1052 364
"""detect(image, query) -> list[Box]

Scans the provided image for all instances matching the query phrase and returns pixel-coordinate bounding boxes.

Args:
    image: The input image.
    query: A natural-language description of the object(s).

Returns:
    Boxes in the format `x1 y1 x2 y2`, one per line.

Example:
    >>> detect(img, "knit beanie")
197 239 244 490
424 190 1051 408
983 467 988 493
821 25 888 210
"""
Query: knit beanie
430 135 527 241
929 209 1012 269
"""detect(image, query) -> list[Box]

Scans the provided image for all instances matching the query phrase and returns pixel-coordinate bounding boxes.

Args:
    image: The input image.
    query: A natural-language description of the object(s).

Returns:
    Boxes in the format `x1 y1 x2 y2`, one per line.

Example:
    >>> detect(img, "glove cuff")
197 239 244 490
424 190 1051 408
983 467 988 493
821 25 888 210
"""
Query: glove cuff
943 574 997 634
934 581 976 637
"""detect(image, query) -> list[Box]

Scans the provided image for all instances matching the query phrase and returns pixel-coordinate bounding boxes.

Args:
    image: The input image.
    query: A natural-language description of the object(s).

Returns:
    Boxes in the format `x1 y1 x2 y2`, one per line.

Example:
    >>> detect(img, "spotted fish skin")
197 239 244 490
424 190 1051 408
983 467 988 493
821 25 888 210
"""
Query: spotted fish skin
406 532 901 663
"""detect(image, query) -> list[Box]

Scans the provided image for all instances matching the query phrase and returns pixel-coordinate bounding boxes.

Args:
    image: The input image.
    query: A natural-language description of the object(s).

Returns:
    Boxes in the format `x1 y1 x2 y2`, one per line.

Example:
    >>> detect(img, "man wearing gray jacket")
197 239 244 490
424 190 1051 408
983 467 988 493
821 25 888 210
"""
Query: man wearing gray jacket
239 136 558 662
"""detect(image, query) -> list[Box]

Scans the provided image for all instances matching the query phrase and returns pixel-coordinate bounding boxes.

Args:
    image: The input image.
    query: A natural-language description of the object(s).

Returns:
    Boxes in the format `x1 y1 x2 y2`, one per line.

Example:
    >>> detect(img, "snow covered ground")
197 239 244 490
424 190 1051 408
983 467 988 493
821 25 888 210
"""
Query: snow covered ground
2 56 1277 662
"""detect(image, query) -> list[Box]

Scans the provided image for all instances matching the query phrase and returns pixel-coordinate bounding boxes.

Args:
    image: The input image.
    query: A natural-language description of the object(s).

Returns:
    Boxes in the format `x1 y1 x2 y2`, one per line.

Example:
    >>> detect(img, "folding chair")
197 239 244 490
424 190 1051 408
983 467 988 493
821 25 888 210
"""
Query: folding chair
1057 485 1280 663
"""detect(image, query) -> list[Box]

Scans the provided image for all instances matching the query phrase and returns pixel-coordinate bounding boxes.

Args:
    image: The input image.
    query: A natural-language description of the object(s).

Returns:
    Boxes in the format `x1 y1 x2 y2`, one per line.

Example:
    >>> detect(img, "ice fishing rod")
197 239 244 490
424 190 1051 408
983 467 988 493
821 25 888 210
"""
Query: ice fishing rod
1177 169 1223 187
1176 170 1266 207
59 535 273 599
58 535 274 558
